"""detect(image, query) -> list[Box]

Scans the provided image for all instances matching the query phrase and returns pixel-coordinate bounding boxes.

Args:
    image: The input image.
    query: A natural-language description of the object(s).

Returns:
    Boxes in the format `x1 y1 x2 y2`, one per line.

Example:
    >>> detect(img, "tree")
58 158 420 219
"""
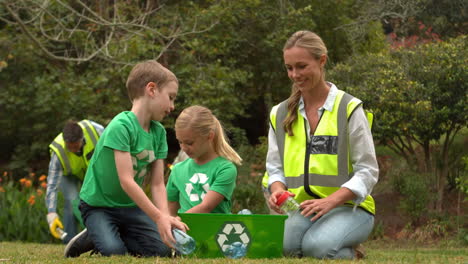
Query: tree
329 35 468 211
0 0 387 172
0 0 218 64
170 0 386 145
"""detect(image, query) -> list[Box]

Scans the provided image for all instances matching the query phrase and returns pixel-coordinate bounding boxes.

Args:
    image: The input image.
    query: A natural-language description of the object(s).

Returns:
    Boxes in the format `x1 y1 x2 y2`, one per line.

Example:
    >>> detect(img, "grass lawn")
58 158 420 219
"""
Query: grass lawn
0 239 466 264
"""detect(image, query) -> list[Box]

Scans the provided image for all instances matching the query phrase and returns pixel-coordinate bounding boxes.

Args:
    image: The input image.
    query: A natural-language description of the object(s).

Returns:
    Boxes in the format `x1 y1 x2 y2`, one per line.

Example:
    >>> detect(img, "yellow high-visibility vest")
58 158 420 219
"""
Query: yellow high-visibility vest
263 90 375 214
49 120 99 181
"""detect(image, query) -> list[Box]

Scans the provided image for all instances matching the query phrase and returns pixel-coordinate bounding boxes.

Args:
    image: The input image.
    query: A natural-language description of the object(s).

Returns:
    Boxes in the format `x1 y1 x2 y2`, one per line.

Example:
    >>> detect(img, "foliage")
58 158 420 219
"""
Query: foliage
0 171 58 243
457 228 468 246
363 0 466 41
411 0 467 38
0 0 217 64
391 169 431 225
387 21 442 49
329 35 468 211
232 137 269 214
369 220 385 240
0 27 130 171
454 155 468 201
0 0 387 172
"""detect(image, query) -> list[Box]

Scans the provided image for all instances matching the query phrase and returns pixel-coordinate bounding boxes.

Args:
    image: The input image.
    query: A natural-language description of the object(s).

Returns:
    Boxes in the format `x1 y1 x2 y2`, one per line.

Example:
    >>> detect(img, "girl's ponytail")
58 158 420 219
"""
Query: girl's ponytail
212 117 242 165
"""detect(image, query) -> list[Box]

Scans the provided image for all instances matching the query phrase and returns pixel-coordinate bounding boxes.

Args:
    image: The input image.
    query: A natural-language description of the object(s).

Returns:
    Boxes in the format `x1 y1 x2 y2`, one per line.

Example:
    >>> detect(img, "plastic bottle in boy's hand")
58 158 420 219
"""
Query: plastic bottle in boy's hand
172 228 196 255
275 191 301 216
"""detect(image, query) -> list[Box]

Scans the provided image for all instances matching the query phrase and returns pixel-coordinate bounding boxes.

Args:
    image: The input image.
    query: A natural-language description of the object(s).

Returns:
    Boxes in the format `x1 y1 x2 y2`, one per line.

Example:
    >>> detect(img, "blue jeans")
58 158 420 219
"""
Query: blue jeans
79 200 171 257
60 175 79 243
283 206 374 259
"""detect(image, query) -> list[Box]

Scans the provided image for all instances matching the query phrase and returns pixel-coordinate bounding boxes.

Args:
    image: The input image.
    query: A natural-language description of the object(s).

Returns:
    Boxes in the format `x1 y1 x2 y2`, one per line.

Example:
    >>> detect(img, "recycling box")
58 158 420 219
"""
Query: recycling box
179 213 287 258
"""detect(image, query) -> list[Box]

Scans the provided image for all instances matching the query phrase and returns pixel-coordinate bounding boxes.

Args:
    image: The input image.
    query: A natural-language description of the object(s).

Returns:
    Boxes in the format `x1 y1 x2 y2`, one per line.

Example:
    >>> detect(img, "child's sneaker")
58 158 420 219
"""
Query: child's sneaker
64 228 94 258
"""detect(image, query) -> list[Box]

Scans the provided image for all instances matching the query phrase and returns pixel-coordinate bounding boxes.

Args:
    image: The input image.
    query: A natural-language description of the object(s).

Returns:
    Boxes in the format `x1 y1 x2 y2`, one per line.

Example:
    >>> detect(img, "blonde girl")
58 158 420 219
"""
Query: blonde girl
167 105 242 215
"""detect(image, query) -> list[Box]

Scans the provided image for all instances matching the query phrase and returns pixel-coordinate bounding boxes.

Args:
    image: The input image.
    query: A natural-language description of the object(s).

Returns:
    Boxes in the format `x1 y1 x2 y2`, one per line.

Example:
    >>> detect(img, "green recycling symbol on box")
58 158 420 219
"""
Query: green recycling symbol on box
216 221 251 254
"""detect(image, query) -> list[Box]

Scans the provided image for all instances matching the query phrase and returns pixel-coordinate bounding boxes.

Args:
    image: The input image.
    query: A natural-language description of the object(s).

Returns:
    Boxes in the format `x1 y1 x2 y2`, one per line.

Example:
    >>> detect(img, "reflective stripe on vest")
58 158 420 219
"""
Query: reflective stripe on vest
79 120 98 145
51 140 73 174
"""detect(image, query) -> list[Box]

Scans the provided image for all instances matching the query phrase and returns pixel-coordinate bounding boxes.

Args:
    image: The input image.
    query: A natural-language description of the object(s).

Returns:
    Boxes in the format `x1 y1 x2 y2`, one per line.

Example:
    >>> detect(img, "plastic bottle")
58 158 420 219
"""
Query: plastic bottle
237 209 252 215
172 228 196 255
224 241 247 259
275 191 300 215
56 227 68 240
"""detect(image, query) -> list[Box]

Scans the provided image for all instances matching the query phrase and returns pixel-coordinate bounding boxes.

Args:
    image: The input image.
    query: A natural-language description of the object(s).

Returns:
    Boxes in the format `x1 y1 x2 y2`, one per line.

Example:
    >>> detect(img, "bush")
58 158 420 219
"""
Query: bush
391 169 431 225
232 137 269 214
0 171 59 243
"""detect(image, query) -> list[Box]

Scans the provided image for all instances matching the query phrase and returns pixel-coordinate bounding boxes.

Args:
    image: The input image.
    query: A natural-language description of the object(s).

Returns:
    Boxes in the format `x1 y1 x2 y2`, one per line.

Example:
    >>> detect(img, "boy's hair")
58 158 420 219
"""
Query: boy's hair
63 120 83 142
126 60 178 101
175 105 242 165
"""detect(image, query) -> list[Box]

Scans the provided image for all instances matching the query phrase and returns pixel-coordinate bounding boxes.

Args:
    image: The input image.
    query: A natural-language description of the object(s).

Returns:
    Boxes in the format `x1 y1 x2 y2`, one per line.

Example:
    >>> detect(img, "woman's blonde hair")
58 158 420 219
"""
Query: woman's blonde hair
283 30 328 136
175 105 242 165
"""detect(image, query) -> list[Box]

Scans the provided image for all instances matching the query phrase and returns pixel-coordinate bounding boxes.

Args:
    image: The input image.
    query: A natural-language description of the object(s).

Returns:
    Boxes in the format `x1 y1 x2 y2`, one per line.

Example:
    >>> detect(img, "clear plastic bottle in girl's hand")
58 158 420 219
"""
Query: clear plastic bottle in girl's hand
275 191 301 215
172 228 196 255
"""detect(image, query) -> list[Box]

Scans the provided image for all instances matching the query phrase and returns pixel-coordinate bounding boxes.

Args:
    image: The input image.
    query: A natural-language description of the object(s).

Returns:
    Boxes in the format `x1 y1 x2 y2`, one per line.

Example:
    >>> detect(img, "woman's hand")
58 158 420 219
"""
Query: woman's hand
300 196 339 221
268 190 287 214
268 182 288 214
300 187 356 221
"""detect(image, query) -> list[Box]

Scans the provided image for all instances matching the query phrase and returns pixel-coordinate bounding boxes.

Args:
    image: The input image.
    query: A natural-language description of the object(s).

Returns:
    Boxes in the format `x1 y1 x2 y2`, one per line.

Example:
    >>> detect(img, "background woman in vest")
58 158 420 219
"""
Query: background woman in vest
46 119 104 243
267 30 379 259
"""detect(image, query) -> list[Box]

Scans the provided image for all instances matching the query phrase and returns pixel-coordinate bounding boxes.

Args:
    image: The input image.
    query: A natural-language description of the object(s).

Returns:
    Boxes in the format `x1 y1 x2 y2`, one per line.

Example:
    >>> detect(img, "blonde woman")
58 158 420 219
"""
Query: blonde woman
167 105 242 215
267 31 379 259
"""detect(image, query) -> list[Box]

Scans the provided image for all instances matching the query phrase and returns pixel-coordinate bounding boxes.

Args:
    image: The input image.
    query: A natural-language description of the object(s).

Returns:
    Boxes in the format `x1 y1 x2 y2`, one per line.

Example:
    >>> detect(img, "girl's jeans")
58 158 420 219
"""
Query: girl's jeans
283 206 374 259
79 200 171 257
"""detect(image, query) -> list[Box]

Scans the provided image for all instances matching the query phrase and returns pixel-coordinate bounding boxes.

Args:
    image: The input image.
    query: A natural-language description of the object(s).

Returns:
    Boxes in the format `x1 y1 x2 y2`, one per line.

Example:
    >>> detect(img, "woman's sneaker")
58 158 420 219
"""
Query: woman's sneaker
354 244 366 259
64 228 94 258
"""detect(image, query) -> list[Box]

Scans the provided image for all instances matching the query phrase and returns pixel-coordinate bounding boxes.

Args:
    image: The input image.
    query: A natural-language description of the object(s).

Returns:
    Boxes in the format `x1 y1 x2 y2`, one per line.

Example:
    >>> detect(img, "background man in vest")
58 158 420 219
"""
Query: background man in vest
46 119 104 243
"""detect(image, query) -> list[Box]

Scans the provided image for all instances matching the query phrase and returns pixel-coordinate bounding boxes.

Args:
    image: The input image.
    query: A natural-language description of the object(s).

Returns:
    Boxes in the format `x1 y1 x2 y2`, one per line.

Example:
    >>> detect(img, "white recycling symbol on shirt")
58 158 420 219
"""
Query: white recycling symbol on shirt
185 173 210 201
216 222 251 253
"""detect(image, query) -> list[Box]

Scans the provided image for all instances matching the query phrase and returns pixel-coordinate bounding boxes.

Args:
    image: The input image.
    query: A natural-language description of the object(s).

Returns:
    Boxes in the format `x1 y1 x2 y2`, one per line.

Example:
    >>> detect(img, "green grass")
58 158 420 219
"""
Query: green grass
0 240 466 264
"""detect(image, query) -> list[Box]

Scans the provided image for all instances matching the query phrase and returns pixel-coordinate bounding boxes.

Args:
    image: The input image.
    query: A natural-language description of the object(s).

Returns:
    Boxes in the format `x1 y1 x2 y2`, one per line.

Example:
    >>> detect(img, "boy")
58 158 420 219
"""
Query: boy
65 60 188 257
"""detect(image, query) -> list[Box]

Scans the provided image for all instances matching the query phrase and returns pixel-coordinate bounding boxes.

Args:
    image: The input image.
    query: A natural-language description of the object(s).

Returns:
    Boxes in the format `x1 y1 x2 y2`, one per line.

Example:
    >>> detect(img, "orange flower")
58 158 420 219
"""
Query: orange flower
41 182 47 188
27 195 36 205
19 178 27 185
2 171 7 177
37 189 43 196
24 180 32 188
29 172 36 178
39 175 47 181
0 186 4 192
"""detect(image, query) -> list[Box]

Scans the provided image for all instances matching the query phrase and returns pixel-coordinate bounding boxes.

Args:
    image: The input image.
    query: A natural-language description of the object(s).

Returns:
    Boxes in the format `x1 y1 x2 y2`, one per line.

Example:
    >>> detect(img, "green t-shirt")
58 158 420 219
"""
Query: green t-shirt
166 157 237 214
80 111 168 207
